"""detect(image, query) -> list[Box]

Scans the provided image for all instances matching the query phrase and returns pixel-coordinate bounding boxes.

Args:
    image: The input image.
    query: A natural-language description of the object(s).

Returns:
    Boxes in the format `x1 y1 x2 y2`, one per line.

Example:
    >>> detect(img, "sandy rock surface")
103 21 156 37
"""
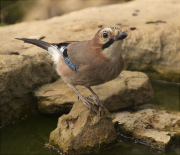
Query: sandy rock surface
22 0 126 22
49 101 117 154
112 108 180 150
35 71 153 114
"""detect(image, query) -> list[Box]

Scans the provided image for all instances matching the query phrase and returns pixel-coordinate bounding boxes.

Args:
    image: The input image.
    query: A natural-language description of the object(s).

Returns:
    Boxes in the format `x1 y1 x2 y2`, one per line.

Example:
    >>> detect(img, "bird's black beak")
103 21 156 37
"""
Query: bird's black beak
115 32 128 41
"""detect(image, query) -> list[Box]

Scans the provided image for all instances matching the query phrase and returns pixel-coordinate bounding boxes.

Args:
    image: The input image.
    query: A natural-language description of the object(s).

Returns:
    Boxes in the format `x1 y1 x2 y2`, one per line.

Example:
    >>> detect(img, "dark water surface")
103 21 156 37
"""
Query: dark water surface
1 81 179 155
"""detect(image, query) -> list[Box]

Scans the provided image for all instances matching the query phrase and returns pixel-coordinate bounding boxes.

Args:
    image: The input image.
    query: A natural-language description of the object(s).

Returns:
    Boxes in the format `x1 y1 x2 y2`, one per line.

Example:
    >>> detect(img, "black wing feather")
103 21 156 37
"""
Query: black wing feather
52 41 79 49
15 38 51 51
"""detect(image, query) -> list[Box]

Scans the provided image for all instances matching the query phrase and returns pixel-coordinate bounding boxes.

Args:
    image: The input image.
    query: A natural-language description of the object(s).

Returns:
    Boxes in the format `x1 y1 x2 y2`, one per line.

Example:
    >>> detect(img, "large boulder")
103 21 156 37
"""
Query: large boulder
22 0 127 22
112 107 180 150
35 71 154 114
49 101 117 154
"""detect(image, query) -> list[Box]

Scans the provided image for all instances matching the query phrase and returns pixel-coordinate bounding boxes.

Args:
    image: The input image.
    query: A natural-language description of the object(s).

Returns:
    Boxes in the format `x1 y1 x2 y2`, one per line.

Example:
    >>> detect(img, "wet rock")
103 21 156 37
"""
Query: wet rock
112 108 180 150
0 93 36 126
49 101 117 154
35 71 153 114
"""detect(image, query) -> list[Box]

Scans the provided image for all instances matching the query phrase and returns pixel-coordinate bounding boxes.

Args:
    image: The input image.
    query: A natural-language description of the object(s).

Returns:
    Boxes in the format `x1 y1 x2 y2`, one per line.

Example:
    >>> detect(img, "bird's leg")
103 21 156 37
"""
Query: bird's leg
86 86 104 114
68 84 96 114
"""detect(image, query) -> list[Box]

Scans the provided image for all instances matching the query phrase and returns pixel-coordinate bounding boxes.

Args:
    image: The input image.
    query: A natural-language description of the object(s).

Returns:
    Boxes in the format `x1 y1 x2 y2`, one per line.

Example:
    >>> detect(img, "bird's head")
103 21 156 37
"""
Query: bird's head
92 27 127 60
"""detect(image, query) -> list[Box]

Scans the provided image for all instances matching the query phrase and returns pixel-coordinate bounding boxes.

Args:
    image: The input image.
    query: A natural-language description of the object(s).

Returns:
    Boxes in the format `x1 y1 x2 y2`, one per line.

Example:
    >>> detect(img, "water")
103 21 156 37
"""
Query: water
0 114 59 155
149 81 179 111
1 81 179 155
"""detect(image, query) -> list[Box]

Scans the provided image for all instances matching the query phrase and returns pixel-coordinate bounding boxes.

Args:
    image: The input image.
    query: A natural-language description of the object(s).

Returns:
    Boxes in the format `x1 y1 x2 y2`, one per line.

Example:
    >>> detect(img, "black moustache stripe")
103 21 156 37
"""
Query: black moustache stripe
102 38 114 50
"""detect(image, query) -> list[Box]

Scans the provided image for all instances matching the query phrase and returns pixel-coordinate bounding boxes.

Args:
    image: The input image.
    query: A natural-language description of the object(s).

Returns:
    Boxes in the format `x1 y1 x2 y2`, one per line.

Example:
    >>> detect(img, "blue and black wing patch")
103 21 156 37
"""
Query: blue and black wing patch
64 57 79 71
57 46 79 71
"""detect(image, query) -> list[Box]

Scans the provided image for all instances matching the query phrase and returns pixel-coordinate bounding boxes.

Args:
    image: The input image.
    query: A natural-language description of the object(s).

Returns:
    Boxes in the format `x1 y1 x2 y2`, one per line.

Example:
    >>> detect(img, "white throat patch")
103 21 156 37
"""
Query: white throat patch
103 41 122 61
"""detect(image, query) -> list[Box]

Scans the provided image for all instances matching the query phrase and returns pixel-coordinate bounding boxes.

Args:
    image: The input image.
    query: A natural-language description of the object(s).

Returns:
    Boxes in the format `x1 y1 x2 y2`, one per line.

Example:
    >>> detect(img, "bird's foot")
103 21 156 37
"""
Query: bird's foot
87 95 104 115
79 96 97 114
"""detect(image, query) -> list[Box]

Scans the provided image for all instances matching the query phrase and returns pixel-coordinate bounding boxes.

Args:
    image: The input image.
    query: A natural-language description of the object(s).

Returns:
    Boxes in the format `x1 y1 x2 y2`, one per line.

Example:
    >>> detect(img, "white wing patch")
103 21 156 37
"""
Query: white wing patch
47 45 63 65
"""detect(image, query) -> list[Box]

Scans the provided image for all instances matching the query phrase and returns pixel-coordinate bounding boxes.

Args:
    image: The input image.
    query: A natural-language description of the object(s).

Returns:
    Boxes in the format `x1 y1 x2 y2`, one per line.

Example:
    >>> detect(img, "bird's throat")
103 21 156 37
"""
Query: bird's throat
102 41 122 61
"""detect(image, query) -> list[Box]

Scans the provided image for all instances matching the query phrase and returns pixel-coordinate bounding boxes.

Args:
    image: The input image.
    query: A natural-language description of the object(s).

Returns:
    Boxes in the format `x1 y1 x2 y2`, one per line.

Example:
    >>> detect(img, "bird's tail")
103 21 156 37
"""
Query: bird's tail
15 38 63 65
15 38 51 51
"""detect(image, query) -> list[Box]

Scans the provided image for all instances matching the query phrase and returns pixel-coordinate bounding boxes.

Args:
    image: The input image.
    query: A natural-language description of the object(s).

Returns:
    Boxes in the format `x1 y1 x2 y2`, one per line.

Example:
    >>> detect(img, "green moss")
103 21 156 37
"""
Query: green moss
1 0 35 26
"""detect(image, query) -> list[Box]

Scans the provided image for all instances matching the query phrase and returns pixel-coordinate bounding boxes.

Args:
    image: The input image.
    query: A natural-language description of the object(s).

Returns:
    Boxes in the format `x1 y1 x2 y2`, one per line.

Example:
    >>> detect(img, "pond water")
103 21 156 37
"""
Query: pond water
1 81 179 155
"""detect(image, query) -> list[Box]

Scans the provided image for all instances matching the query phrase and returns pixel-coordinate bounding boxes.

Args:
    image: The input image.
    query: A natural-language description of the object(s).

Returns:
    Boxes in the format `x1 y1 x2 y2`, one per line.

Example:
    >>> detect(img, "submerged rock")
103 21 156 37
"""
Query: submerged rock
35 71 154 114
49 101 117 154
112 108 180 150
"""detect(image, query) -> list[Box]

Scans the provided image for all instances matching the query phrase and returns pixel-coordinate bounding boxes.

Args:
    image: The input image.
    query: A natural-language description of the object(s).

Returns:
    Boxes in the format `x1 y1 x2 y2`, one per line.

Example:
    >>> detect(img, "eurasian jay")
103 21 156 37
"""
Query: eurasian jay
16 27 127 115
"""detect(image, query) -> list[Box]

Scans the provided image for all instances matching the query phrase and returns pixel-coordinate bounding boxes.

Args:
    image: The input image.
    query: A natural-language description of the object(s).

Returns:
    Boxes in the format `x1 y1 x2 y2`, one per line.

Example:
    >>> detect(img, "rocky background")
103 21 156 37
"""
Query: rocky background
1 0 179 82
1 0 128 25
0 0 179 154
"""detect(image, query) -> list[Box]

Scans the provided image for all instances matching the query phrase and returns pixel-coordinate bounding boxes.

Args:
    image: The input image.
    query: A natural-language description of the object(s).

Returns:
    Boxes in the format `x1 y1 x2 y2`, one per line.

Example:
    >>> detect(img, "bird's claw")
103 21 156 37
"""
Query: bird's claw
87 95 98 107
78 95 104 115
79 96 97 114
87 95 104 115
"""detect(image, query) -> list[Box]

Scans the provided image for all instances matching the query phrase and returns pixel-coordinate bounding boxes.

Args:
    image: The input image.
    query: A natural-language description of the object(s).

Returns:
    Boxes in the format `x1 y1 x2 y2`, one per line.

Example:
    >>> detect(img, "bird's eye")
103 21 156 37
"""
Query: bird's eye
103 33 108 38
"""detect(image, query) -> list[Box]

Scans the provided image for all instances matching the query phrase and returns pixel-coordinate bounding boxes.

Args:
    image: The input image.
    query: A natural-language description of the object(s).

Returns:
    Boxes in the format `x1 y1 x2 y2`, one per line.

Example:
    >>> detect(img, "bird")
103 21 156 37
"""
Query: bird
15 27 127 115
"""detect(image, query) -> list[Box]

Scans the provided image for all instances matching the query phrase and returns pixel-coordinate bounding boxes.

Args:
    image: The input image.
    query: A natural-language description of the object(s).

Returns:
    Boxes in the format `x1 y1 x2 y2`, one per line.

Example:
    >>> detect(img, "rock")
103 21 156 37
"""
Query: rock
0 93 36 126
22 0 126 22
112 108 180 150
0 54 58 126
35 71 154 114
49 101 117 154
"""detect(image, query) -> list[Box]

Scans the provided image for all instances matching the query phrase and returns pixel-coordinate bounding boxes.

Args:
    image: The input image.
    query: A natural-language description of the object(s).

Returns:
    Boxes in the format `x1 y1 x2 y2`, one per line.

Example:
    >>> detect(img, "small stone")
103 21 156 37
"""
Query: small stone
132 13 138 16
9 52 20 55
156 20 167 23
98 25 103 28
130 27 136 30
